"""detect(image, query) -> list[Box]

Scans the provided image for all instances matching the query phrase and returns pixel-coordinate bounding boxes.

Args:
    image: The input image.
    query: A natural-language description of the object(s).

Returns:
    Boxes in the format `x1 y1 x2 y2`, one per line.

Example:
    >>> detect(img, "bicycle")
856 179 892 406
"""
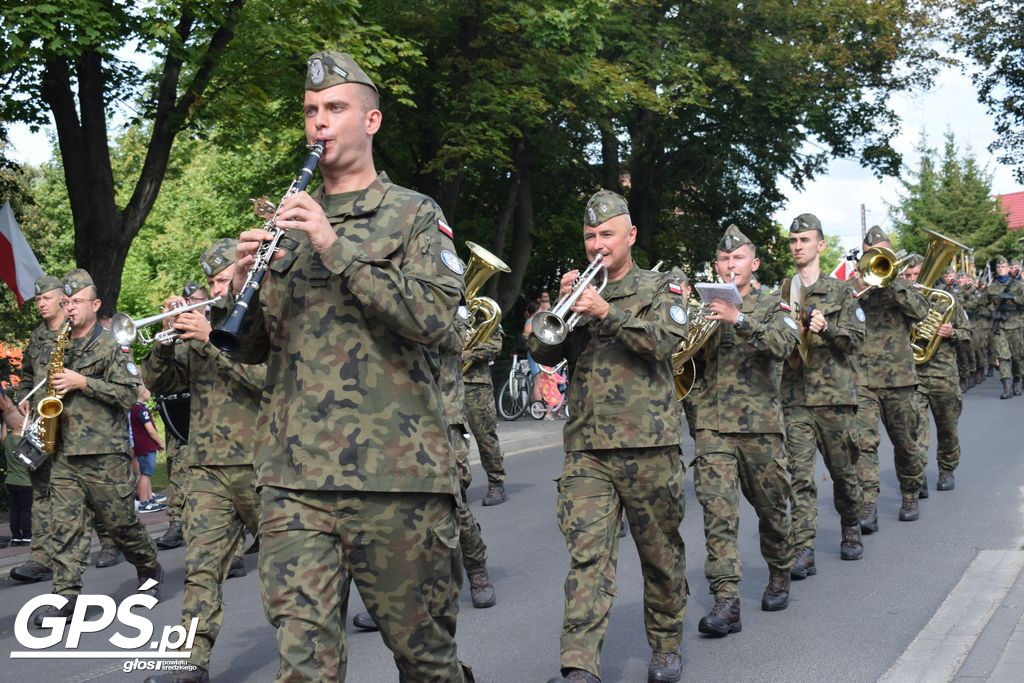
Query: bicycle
497 352 533 420
530 360 569 420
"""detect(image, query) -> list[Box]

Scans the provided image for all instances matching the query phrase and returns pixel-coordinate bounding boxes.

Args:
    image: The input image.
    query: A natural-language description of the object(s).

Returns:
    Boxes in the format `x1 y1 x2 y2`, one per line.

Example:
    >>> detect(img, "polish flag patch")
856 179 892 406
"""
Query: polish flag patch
779 301 792 312
668 283 682 295
438 219 453 239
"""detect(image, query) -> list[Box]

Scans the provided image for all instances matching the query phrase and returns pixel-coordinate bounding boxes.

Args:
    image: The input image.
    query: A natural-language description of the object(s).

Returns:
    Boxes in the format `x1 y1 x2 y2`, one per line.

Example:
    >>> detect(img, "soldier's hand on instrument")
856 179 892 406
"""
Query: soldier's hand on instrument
277 192 337 253
559 270 580 301
705 299 740 324
174 310 213 343
51 368 87 395
161 296 187 329
570 285 611 320
234 229 276 292
937 322 954 338
808 308 828 334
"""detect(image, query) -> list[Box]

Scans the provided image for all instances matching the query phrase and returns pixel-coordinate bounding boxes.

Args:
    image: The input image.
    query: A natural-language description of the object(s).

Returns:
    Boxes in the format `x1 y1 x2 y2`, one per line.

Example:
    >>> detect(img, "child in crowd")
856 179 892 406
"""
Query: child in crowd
3 392 32 545
130 384 166 513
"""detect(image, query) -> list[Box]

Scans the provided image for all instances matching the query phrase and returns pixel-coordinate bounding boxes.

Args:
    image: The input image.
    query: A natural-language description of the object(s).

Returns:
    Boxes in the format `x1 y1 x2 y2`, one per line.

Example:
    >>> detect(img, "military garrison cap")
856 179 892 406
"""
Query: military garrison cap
306 51 377 93
905 253 925 268
864 225 889 246
1012 259 1021 267
789 213 822 234
182 281 202 298
718 224 753 253
996 255 1009 266
62 269 93 296
200 238 238 277
584 190 630 227
34 274 62 296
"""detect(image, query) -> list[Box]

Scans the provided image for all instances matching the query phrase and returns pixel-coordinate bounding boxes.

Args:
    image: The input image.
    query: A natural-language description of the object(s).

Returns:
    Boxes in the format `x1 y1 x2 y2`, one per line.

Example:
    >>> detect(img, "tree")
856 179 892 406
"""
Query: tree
0 0 419 315
890 131 1009 267
953 0 1024 182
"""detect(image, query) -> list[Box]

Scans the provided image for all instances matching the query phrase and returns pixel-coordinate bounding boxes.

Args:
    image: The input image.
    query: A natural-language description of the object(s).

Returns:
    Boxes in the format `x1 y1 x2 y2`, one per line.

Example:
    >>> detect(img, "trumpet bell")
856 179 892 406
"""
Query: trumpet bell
111 312 138 346
532 311 568 346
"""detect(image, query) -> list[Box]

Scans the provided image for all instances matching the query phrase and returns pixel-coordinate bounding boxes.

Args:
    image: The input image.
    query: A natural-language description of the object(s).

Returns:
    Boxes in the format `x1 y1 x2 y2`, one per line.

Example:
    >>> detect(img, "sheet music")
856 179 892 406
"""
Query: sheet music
694 282 743 306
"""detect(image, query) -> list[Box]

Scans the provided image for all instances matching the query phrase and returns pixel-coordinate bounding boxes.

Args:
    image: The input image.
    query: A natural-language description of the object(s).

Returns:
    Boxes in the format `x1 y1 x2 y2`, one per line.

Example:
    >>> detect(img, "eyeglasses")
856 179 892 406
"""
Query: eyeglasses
65 297 97 307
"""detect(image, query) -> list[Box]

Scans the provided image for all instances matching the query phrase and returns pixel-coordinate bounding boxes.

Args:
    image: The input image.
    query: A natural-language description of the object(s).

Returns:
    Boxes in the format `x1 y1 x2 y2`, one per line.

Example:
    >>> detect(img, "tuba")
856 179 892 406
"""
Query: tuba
461 242 511 372
910 228 968 364
15 320 71 470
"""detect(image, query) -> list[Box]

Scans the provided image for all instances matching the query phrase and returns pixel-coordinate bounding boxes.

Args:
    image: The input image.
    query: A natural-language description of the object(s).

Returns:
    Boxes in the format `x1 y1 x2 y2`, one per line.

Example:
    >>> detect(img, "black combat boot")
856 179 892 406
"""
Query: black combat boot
1001 378 1013 399
937 470 955 491
840 525 863 560
975 368 985 385
352 611 380 631
96 546 122 568
467 568 496 608
34 595 76 628
697 596 741 636
790 547 816 580
762 571 790 611
919 474 929 499
227 557 246 579
898 495 920 522
10 560 53 583
619 518 628 538
859 502 879 534
987 365 995 377
482 484 506 506
143 666 210 683
137 562 165 599
648 650 683 683
547 669 600 682
156 521 184 550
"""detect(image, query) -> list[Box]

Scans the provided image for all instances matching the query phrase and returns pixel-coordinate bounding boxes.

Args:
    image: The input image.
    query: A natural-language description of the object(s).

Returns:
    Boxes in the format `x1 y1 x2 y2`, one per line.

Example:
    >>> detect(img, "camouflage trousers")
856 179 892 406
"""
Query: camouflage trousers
973 321 990 373
165 439 190 525
181 465 260 670
693 430 792 597
258 486 470 682
855 385 925 503
465 382 505 486
682 393 698 442
452 426 488 574
555 447 686 678
991 328 1020 381
915 377 962 474
49 452 158 596
784 405 863 552
1013 327 1024 380
27 457 54 566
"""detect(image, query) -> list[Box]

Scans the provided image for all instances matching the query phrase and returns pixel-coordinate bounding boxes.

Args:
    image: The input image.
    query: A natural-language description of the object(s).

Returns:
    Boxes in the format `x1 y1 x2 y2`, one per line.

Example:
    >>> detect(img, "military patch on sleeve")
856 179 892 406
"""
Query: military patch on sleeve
668 282 682 295
440 249 465 274
126 361 139 376
855 307 865 322
784 316 798 331
779 301 792 312
438 219 454 239
669 305 688 325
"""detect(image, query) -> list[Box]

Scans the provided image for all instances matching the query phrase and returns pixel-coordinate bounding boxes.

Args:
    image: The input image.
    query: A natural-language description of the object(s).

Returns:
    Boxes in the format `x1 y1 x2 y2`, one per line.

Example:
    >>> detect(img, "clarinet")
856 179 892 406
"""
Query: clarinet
210 140 326 352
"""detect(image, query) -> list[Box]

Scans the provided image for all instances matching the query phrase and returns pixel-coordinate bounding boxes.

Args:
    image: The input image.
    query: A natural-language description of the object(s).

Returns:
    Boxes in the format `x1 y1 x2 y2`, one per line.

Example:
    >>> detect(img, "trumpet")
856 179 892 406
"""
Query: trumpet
111 297 221 346
531 254 608 346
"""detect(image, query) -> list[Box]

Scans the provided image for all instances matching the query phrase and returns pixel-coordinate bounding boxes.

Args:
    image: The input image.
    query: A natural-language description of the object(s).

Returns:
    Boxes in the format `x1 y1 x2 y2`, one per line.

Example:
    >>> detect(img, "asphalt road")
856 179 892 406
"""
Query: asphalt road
1 376 1022 682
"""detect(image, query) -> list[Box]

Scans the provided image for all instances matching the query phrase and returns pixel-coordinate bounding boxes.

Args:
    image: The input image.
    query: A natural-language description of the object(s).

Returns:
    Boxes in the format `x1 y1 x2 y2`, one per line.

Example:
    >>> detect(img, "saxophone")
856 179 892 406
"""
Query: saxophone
24 320 72 457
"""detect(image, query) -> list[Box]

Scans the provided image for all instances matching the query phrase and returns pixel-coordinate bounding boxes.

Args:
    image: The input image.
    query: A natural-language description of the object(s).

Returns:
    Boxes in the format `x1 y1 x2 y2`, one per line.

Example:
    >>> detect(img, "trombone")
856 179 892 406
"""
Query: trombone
112 297 221 346
853 247 909 297
531 255 608 346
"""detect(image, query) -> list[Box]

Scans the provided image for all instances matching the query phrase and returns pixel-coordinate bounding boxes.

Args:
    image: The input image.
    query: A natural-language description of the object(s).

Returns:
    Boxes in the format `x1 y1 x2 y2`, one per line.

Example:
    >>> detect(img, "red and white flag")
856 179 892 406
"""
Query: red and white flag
0 200 44 305
831 257 855 281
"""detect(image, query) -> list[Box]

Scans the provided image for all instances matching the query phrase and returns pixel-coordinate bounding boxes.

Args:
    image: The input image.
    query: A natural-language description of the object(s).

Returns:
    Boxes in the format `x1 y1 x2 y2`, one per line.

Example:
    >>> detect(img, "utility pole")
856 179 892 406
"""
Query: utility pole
860 203 867 242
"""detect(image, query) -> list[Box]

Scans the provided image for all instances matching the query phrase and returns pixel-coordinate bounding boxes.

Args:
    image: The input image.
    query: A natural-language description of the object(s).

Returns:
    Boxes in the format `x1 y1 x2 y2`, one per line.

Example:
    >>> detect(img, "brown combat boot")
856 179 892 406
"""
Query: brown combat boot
761 571 790 611
156 521 183 549
698 596 741 636
482 484 506 506
34 595 77 628
648 650 683 682
468 568 496 608
1001 378 1013 399
137 562 165 599
937 470 955 491
840 525 863 560
859 501 879 534
898 495 920 522
790 547 816 580
95 546 122 568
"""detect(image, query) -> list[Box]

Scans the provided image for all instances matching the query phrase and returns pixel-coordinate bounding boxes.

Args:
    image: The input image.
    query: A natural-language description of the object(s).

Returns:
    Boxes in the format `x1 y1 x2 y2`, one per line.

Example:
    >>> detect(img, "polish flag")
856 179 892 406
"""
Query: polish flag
0 201 44 305
831 257 855 281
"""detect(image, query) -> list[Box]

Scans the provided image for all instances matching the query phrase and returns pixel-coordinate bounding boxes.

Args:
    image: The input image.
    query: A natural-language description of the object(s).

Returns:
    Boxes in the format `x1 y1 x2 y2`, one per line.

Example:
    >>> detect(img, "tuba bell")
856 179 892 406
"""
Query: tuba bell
910 228 968 364
461 242 511 372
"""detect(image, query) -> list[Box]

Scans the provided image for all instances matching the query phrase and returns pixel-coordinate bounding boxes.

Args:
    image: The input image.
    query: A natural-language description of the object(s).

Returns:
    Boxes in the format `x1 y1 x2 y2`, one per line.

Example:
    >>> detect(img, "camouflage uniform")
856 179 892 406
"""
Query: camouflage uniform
530 252 690 678
781 275 865 552
145 249 265 673
47 316 158 597
915 298 969 476
229 54 468 681
152 343 192 529
970 285 991 378
693 278 798 598
463 333 506 488
986 275 1024 383
853 277 929 504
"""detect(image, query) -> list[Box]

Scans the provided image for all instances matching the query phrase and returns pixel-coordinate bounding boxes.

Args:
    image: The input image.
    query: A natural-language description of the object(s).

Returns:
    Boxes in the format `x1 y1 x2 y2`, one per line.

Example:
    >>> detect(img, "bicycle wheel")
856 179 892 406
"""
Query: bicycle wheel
529 400 547 420
498 376 528 420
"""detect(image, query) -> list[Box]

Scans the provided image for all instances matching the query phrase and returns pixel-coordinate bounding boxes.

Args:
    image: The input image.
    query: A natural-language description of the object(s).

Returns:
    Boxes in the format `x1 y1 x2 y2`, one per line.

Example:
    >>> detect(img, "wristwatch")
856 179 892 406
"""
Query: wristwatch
733 312 746 330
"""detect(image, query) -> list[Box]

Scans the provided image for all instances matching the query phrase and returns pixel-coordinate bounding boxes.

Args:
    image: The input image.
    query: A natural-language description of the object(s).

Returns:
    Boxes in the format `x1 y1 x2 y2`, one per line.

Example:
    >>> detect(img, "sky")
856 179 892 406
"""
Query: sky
5 62 1022 255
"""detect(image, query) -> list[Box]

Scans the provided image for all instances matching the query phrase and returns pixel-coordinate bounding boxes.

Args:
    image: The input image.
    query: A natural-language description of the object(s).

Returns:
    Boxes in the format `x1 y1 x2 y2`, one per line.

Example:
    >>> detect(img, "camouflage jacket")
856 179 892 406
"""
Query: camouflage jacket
529 263 688 451
853 279 929 388
462 329 500 386
987 277 1024 330
917 296 971 379
972 286 993 320
439 313 469 427
230 172 463 496
144 302 265 467
16 322 60 405
695 287 798 435
781 275 863 408
59 325 140 456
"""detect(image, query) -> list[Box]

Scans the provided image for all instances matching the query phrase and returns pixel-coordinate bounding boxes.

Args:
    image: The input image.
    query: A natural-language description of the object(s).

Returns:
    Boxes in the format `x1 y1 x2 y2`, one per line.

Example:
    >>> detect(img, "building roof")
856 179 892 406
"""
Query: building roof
998 191 1024 231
